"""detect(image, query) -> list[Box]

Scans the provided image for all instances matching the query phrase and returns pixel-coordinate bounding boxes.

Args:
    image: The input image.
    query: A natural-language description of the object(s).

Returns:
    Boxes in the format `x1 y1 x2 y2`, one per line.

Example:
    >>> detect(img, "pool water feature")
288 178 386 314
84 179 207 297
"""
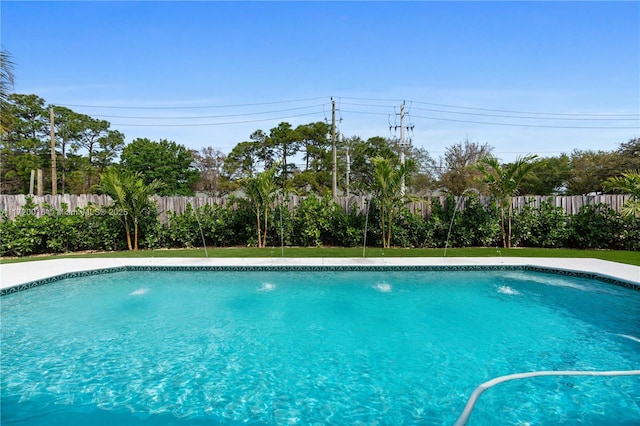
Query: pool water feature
1 269 639 425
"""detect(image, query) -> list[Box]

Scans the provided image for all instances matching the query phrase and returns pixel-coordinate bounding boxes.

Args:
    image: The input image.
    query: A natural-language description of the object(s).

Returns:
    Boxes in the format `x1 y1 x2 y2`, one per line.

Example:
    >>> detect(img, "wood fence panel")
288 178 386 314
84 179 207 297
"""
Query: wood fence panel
0 194 632 222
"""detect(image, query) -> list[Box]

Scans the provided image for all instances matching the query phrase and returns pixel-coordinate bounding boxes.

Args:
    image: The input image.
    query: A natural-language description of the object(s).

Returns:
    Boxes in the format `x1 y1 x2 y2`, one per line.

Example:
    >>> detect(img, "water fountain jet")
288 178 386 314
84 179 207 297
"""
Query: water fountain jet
362 195 371 258
444 188 479 257
194 207 208 258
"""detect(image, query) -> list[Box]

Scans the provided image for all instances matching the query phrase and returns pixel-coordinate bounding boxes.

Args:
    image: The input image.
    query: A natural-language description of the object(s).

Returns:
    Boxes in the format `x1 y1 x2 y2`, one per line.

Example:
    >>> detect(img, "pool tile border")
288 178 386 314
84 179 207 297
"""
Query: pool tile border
0 267 128 295
1 264 638 296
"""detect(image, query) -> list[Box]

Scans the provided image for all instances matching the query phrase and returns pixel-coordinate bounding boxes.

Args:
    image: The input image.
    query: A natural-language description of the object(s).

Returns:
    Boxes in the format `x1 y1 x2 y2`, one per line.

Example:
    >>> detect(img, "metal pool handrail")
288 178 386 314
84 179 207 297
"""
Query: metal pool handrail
454 369 640 426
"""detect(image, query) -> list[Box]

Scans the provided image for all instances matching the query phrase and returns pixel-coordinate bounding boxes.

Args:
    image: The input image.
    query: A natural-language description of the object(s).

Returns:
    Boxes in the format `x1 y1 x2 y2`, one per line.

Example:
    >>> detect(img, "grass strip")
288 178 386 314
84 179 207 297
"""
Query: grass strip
1 247 638 266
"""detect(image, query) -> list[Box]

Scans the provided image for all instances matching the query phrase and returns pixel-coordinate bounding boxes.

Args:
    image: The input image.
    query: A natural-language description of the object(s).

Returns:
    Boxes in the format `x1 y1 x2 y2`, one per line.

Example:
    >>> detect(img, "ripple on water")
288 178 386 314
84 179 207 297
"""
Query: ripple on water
1 269 638 425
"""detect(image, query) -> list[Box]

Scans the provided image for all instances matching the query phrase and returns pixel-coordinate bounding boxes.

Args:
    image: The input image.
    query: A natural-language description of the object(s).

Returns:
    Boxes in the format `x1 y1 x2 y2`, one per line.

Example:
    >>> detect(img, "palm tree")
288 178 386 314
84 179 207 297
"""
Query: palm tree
98 168 133 249
1 49 16 135
244 166 278 248
604 169 640 218
98 167 163 250
372 157 411 248
128 176 164 250
475 154 538 248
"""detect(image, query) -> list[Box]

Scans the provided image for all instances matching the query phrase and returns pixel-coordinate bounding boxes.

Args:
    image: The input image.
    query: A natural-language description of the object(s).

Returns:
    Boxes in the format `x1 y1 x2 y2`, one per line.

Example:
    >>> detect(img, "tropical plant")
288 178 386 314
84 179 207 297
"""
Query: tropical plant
513 199 569 248
97 167 164 250
568 204 622 249
372 157 411 248
1 49 16 135
475 154 538 248
244 166 279 248
328 201 366 247
604 170 640 217
447 194 500 248
392 207 435 248
0 198 127 256
291 195 338 247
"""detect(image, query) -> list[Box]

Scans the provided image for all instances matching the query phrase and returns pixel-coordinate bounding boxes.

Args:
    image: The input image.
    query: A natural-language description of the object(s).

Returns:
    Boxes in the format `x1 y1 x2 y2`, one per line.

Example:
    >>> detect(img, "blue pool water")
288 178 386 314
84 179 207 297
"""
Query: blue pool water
1 269 639 425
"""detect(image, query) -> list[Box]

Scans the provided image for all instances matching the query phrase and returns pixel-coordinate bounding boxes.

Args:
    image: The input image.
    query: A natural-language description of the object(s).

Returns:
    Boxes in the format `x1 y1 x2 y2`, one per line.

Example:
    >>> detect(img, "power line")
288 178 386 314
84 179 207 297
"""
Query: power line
409 106 639 121
338 101 635 122
57 96 330 110
111 111 324 127
406 114 638 129
411 100 640 117
46 95 639 130
340 96 640 118
86 104 328 120
52 95 640 119
55 96 639 121
341 109 390 116
341 109 638 129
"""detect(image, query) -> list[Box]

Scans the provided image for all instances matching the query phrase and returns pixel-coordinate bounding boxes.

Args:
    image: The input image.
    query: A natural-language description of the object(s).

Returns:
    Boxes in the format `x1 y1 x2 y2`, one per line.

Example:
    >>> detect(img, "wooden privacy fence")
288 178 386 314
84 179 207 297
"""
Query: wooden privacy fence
0 194 631 223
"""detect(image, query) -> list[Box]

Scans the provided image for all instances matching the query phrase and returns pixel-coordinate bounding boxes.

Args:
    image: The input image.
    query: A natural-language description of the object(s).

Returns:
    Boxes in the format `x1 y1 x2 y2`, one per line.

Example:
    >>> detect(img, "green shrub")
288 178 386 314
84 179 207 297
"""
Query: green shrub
1 195 637 256
225 198 263 247
166 204 202 248
427 195 499 249
0 212 44 256
392 208 434 248
568 204 620 249
195 204 235 247
331 202 367 248
616 216 640 251
291 196 336 247
0 201 127 256
428 197 450 248
513 199 569 248
455 196 500 247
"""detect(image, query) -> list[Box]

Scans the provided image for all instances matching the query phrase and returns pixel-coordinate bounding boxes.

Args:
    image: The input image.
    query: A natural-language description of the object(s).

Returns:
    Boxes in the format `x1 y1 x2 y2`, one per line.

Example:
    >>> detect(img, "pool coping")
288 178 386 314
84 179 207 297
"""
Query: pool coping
1 257 638 296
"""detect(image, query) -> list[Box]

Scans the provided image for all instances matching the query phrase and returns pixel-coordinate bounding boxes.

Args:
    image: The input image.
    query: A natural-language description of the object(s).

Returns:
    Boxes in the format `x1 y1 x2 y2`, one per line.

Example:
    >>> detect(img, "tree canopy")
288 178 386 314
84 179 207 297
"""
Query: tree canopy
1 92 637 200
120 138 199 196
437 139 493 195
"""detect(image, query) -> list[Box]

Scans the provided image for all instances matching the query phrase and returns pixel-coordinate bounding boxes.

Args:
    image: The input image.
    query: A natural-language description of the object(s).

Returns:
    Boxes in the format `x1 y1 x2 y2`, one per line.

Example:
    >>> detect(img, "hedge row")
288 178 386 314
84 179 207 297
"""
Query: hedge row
1 196 638 257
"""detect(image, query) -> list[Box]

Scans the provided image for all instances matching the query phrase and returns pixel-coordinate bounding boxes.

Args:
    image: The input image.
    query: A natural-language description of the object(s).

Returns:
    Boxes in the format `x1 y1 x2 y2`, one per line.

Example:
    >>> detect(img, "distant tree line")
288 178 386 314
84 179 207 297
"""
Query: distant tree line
2 92 638 199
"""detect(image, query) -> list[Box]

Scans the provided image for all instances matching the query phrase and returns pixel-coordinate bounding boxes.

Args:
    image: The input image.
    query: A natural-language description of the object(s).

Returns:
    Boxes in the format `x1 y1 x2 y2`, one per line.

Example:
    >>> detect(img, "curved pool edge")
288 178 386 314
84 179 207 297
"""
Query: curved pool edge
1 257 638 296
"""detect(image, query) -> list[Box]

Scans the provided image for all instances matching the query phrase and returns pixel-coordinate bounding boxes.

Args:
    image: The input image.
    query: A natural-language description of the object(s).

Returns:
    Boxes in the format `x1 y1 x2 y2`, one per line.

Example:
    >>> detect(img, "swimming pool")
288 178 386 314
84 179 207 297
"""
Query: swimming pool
1 267 639 425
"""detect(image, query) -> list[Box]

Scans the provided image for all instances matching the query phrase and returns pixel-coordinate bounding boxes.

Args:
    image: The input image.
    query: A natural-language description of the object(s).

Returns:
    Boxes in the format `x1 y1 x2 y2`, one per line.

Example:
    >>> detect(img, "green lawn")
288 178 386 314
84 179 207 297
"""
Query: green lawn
1 247 638 266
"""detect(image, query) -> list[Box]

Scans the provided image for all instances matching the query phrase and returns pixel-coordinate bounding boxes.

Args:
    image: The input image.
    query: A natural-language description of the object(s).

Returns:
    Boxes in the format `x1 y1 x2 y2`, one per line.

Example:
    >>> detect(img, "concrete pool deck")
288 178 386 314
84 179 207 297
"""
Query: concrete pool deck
1 257 638 291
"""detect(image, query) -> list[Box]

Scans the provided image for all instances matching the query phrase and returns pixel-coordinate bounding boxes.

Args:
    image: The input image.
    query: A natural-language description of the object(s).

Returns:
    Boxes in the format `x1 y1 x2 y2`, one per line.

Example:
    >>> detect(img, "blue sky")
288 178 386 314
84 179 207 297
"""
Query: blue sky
2 1 639 164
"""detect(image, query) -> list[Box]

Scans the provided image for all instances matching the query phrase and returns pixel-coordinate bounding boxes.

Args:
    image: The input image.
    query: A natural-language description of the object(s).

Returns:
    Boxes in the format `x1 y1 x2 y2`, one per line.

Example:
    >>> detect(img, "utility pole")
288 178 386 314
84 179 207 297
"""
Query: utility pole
393 100 413 196
50 107 57 195
331 97 337 199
